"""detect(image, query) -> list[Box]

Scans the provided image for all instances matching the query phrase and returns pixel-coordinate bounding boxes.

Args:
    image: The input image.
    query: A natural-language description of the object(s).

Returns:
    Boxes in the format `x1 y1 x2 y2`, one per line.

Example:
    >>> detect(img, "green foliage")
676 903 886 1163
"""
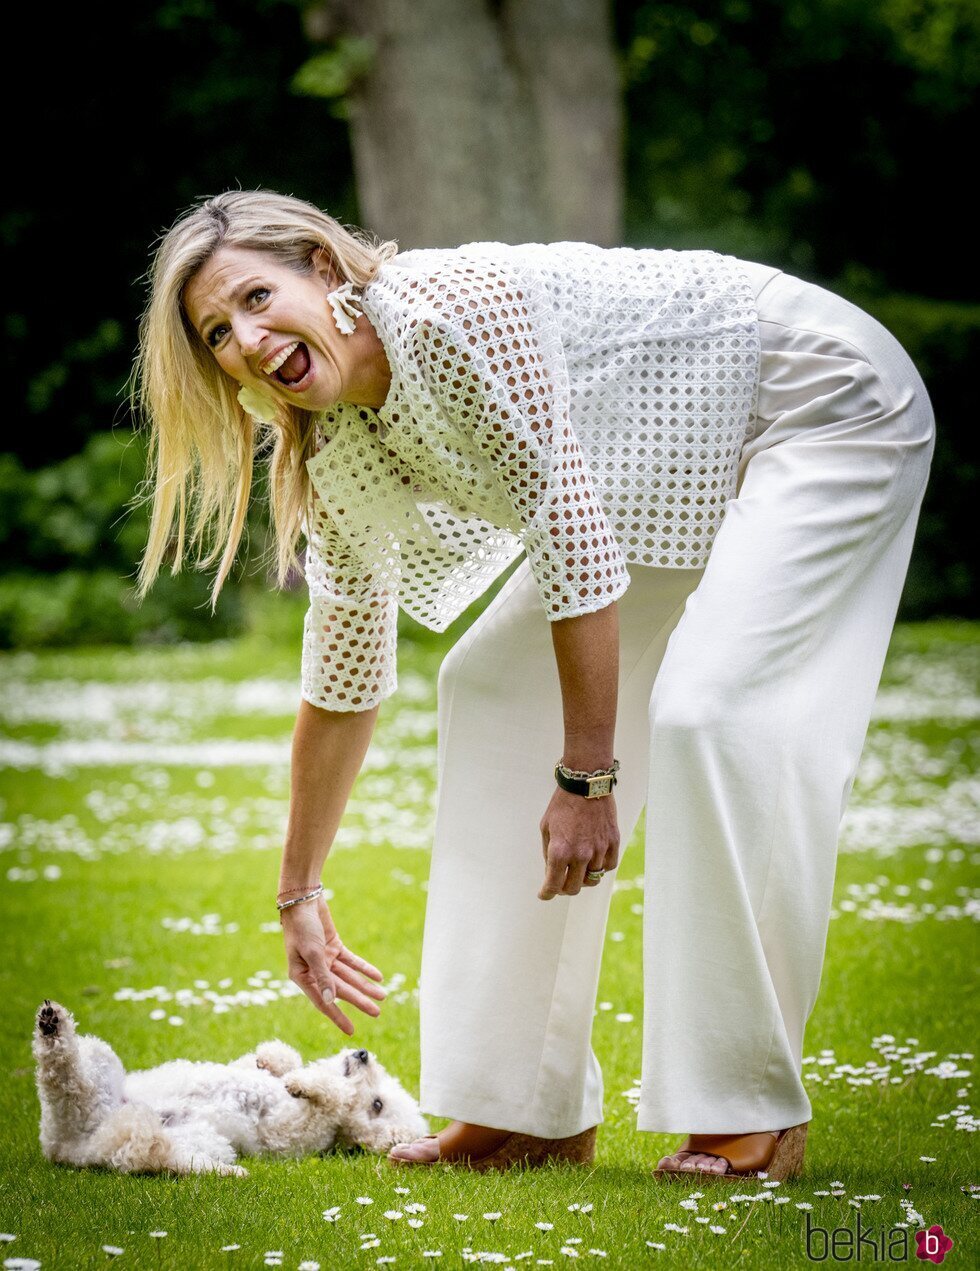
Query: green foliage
878 0 980 105
0 432 146 573
5 0 355 469
292 36 376 99
0 430 262 646
0 569 246 649
617 0 979 292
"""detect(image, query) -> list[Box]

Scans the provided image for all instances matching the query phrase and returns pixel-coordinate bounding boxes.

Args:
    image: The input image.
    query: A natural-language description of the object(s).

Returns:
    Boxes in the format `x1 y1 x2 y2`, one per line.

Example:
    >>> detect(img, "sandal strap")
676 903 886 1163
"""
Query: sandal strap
676 1130 780 1173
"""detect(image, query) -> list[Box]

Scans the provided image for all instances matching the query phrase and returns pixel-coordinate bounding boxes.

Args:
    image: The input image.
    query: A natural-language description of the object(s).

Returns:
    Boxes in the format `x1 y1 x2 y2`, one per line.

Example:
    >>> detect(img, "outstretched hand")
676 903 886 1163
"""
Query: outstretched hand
279 896 386 1035
538 787 620 900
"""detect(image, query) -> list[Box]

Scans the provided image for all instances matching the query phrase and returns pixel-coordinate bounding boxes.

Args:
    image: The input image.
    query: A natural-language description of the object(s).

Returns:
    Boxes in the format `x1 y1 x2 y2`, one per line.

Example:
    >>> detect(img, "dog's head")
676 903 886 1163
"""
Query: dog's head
310 1047 428 1153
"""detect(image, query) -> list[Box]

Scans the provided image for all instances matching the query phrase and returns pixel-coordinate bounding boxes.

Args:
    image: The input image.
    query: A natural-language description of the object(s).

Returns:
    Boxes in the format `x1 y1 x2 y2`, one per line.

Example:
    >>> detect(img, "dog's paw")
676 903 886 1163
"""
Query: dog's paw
255 1041 302 1077
284 1074 310 1100
216 1162 249 1178
36 1000 72 1040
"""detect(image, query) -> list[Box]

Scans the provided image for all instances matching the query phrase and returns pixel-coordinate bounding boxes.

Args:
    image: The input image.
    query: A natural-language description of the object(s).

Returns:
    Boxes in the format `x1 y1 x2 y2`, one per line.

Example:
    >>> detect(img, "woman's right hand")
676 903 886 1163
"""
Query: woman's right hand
280 896 386 1036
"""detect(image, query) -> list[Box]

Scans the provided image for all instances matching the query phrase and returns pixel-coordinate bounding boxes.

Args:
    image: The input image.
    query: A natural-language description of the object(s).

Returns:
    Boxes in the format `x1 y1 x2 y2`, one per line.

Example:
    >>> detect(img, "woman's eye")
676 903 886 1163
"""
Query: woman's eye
205 289 268 347
372 1098 383 1113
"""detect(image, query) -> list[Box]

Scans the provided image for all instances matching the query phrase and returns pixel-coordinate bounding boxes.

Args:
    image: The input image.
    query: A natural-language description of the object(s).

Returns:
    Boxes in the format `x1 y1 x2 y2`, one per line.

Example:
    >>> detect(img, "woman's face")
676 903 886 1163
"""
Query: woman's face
183 244 359 412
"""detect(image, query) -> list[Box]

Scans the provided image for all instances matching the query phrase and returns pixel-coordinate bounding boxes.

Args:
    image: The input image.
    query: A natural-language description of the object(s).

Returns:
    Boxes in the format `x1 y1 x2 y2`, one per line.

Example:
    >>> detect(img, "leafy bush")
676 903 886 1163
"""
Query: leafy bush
0 430 259 647
0 570 246 649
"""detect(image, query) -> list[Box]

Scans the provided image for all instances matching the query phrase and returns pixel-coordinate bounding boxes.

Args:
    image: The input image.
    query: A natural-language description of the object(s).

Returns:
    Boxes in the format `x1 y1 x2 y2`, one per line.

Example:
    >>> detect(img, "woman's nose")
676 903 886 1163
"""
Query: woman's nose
233 318 266 358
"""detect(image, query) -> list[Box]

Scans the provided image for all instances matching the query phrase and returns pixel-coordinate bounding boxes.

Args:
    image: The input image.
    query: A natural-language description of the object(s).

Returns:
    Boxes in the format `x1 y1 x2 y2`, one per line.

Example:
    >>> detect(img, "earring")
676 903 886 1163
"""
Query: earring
237 383 278 423
327 280 363 336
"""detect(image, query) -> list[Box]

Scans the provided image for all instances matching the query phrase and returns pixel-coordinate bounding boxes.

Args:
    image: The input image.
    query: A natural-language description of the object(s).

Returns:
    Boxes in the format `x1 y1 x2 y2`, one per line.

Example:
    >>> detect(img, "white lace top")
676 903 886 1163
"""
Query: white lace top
301 240 771 711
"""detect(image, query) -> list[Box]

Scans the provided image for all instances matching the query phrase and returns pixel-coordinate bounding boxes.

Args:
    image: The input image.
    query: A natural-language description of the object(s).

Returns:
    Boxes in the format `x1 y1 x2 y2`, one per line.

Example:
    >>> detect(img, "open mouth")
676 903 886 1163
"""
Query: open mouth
265 341 314 392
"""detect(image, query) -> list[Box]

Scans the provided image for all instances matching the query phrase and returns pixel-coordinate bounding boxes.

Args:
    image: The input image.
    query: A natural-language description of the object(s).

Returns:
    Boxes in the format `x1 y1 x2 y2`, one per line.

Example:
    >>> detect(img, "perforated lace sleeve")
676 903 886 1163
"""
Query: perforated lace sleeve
301 483 398 712
415 273 631 621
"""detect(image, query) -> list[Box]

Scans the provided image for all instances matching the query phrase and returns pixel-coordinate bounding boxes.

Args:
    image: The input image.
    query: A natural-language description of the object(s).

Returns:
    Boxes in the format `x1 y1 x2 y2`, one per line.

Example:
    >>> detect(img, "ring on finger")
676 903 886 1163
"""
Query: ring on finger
585 869 605 881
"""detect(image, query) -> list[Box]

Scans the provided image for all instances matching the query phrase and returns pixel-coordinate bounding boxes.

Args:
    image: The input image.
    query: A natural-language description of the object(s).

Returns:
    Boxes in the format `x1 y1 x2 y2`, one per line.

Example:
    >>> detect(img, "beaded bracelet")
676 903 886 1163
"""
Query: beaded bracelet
276 885 324 912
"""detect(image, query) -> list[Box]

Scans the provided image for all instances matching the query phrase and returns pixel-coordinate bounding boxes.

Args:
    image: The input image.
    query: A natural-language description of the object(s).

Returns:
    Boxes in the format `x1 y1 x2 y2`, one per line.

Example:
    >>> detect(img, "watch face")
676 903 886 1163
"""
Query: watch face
588 776 613 797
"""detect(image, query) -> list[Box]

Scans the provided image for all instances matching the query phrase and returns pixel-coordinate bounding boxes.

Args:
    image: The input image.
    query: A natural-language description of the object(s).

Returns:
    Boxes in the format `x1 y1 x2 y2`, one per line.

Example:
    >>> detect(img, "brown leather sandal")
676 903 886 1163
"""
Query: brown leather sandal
387 1124 597 1172
652 1122 808 1182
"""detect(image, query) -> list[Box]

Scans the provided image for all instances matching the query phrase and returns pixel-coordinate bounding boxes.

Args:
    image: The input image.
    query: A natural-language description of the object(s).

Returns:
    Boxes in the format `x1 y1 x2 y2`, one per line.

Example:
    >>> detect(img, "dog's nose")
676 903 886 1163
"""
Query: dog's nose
355 1049 369 1065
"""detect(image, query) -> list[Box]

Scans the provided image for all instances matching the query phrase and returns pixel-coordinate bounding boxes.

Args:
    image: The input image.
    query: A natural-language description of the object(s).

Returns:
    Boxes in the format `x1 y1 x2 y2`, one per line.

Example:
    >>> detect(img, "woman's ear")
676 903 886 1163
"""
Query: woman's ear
310 246 344 292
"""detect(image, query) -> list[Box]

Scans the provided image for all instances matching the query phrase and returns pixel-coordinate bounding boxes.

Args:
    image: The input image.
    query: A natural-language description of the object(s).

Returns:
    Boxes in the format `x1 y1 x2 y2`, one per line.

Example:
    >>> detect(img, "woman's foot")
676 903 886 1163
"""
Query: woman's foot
656 1144 739 1174
388 1120 513 1164
654 1124 809 1181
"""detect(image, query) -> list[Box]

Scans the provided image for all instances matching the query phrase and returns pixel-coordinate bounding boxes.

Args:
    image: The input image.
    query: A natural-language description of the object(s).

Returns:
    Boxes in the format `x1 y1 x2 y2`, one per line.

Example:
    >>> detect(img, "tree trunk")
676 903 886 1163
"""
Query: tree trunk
305 0 623 248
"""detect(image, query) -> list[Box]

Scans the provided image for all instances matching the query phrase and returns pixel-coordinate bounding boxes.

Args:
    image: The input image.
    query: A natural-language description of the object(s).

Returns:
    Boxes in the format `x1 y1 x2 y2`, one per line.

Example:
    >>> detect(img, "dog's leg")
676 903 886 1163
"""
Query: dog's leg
283 1068 352 1104
90 1108 248 1177
166 1125 248 1177
253 1041 304 1076
259 1067 353 1156
167 1147 248 1178
33 1001 125 1158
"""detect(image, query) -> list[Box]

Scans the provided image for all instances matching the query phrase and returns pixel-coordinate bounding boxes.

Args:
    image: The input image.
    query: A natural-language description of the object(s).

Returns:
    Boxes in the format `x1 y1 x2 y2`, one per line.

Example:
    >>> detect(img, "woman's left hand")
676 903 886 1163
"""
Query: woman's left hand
538 788 620 899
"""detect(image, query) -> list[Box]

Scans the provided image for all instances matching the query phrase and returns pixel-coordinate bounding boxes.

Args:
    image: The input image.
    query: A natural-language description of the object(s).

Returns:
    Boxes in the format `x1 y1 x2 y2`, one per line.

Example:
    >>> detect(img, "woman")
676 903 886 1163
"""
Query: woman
134 189 935 1180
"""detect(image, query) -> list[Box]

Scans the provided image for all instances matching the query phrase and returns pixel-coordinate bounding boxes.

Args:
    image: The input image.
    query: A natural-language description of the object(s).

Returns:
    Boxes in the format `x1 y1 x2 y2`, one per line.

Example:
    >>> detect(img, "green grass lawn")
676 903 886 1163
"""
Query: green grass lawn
0 611 977 1269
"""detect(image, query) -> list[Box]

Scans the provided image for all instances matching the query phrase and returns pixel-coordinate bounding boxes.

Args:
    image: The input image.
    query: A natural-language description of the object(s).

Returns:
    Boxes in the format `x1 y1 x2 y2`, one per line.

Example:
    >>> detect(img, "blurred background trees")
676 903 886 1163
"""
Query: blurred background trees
1 0 976 646
300 0 624 246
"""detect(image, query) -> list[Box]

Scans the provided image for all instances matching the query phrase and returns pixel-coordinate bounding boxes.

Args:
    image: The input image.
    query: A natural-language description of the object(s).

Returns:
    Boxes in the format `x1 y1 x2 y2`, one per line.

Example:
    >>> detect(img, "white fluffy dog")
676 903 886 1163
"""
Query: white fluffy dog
33 1000 427 1177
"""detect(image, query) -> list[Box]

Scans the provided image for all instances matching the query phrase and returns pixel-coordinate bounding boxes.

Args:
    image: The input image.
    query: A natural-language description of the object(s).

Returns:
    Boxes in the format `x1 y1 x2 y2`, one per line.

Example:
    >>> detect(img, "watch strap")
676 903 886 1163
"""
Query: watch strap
554 759 620 799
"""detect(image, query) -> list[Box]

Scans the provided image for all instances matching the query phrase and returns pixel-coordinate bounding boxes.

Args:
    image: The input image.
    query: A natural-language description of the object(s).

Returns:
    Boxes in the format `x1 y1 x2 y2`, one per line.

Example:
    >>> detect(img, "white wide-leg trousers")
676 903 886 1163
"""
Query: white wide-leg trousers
416 266 936 1137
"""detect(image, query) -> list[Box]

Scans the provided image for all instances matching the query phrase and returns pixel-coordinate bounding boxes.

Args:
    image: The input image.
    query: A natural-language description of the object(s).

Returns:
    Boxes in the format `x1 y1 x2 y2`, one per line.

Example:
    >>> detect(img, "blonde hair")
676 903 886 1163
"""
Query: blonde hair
129 188 398 609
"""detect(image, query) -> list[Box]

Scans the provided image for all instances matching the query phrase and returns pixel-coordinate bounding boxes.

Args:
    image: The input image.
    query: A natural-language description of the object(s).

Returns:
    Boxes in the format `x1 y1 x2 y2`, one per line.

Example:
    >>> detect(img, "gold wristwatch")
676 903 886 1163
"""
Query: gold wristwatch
554 758 620 799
